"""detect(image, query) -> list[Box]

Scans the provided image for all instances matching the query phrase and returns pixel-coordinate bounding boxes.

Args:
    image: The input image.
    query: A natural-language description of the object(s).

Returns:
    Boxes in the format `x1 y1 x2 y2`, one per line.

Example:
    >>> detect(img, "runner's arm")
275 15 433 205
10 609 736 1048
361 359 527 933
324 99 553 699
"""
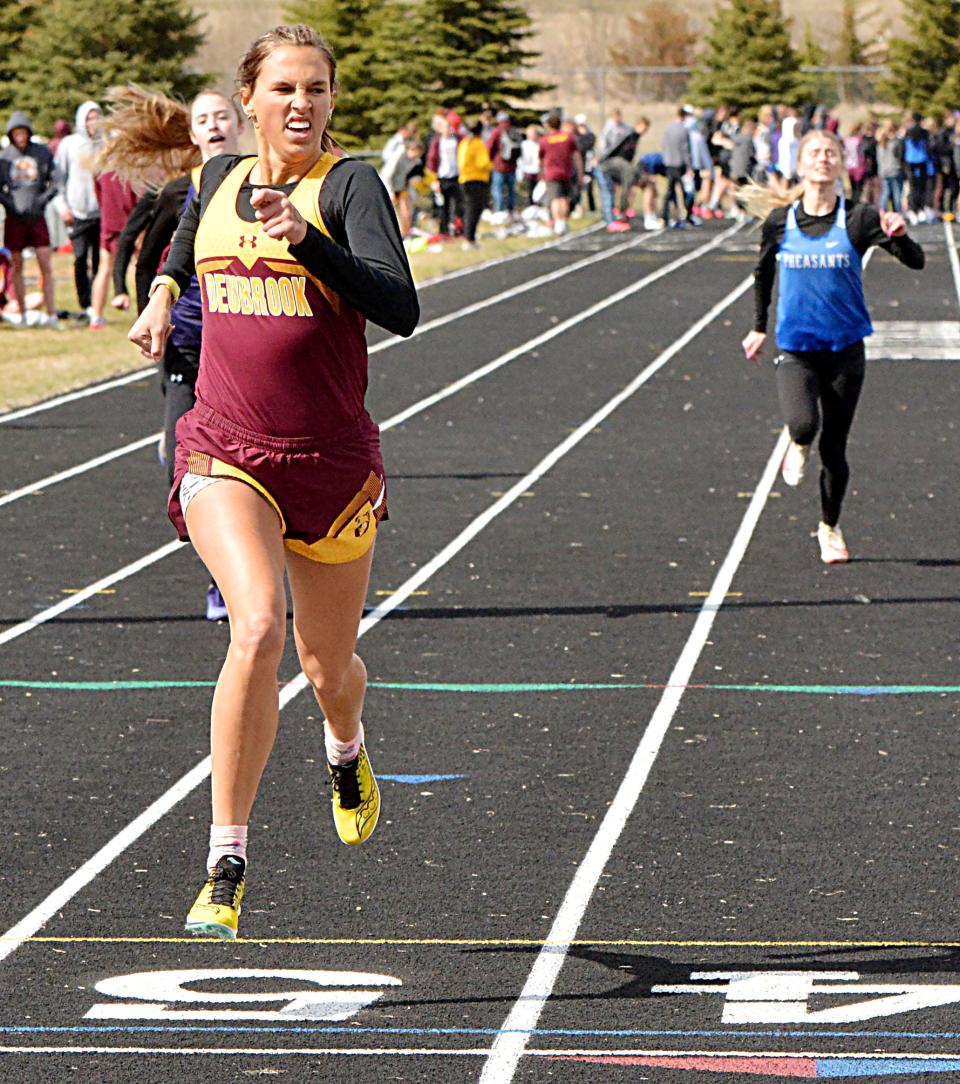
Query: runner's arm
290 159 419 336
752 210 785 332
849 203 925 269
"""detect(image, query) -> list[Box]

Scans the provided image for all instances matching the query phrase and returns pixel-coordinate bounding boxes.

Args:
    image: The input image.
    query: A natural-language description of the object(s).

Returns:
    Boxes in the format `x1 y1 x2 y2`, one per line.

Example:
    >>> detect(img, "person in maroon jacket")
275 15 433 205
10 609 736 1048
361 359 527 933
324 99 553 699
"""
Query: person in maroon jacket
486 109 520 216
539 112 582 235
88 171 137 329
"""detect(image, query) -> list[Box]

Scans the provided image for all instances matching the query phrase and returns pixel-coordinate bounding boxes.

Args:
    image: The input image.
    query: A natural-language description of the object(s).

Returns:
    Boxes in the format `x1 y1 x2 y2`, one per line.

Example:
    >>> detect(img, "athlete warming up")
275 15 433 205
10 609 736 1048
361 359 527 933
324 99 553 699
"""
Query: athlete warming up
741 130 924 564
128 24 420 939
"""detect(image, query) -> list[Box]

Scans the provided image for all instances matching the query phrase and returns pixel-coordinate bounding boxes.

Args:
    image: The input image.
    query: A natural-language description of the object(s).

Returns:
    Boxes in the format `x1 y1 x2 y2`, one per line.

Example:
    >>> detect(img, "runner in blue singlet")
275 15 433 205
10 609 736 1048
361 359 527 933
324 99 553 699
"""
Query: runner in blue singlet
741 130 924 564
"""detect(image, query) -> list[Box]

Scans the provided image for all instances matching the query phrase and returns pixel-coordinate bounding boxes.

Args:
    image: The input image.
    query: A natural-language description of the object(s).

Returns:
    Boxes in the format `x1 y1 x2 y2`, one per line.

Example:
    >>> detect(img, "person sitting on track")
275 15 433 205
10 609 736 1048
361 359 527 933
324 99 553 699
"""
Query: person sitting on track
740 129 924 565
100 85 244 622
128 23 419 940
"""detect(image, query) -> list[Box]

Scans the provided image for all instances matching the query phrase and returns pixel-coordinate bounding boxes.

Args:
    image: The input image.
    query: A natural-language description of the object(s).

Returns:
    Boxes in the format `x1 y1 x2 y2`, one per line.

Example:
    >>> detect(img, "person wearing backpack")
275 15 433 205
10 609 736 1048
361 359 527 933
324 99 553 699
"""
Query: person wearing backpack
486 109 521 217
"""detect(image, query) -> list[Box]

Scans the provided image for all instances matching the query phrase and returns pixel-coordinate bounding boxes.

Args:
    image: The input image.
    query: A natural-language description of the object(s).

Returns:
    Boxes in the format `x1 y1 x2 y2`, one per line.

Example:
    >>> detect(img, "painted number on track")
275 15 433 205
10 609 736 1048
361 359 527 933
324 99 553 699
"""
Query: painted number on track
653 970 960 1024
85 967 402 1022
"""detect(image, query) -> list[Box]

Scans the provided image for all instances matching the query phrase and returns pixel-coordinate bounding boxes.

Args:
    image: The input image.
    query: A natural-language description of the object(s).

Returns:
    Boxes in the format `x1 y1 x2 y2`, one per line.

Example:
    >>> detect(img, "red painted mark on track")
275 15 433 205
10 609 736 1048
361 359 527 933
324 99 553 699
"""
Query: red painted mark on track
548 1054 818 1077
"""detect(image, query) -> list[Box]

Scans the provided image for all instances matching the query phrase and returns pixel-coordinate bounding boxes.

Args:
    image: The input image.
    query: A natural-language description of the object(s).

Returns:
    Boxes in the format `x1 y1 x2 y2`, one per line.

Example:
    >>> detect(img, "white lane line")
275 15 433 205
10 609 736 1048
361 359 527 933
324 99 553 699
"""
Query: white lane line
379 224 743 430
0 232 736 650
0 368 157 425
0 540 186 649
0 228 658 498
370 229 660 356
0 224 602 426
0 1045 957 1059
479 395 785 1084
478 245 885 1081
944 220 960 308
0 433 162 508
0 271 752 964
416 222 606 289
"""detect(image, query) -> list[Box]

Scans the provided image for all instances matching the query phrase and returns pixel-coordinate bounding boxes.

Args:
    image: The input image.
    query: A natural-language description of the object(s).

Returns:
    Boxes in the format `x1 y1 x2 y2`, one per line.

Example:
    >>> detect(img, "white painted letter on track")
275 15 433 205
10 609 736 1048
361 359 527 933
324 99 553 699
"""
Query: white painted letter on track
85 967 401 1023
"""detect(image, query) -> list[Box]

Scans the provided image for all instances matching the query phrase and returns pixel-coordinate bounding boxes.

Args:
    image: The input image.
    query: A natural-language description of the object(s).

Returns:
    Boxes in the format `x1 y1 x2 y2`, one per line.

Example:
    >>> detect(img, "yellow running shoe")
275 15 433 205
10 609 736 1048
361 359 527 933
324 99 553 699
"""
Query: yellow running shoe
184 854 246 939
327 744 380 845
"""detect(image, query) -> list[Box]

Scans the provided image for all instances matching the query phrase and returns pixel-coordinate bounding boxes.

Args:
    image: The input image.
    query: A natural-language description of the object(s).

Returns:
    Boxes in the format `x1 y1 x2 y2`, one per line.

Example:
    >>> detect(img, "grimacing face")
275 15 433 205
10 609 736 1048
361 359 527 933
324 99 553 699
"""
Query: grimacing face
241 45 335 163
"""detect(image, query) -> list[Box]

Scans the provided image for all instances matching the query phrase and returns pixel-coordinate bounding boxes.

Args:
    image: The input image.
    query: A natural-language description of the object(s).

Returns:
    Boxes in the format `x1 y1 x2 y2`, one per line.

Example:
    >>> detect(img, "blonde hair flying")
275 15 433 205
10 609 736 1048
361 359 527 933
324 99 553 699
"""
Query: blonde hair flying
97 85 238 187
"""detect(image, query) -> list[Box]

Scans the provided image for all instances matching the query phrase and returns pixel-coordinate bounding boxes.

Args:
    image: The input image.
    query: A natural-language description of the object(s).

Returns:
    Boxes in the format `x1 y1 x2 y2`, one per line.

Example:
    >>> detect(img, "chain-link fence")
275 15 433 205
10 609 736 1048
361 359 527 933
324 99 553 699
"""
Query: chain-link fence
537 65 888 120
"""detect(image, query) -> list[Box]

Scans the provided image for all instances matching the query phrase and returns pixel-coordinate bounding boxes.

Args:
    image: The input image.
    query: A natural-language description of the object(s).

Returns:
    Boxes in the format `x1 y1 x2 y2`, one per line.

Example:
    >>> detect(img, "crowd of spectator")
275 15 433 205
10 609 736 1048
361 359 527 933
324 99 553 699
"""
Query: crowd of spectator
4 95 960 325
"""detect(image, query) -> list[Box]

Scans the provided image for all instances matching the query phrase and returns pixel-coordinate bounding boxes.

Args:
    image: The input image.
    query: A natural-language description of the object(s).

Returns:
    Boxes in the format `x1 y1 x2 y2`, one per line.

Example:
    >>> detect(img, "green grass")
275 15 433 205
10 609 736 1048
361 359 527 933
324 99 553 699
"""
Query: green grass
0 212 600 413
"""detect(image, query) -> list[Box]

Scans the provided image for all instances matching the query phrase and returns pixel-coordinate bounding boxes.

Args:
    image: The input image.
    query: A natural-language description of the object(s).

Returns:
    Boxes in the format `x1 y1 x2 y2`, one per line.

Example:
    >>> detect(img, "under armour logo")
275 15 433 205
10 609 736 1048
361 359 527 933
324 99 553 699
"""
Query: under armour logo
238 234 258 249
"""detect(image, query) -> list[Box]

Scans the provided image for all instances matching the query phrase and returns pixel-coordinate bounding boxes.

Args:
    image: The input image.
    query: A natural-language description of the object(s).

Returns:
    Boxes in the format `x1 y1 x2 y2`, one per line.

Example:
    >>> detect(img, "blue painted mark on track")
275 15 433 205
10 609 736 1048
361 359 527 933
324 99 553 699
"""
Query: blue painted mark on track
378 773 465 784
6 1024 960 1040
817 1060 960 1077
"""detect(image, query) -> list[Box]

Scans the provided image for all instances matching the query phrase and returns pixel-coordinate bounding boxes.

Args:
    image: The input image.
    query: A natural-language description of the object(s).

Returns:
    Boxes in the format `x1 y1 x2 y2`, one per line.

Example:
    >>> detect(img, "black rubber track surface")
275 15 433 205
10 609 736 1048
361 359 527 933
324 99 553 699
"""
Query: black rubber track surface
0 221 957 1083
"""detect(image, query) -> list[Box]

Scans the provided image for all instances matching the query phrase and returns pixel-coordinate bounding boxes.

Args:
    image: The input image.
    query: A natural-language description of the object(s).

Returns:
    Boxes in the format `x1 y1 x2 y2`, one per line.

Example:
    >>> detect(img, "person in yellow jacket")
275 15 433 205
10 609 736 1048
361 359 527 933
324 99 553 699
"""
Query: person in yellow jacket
457 120 491 249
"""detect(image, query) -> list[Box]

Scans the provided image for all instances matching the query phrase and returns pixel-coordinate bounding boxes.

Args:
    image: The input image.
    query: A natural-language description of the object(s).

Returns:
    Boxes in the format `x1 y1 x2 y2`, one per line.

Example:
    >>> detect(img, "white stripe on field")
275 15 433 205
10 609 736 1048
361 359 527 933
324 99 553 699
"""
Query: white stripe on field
0 225 603 425
0 227 655 497
379 224 742 430
0 540 186 649
370 229 659 356
0 270 752 964
415 221 606 289
477 226 892 1083
0 433 162 508
0 230 734 651
0 368 157 425
0 1045 955 1060
478 421 787 1084
944 220 960 309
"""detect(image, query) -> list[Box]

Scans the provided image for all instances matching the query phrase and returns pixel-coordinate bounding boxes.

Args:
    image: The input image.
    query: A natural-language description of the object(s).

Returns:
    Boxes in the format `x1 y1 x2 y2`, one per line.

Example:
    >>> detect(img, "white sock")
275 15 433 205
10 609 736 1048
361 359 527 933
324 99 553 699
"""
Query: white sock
207 824 247 872
325 720 363 766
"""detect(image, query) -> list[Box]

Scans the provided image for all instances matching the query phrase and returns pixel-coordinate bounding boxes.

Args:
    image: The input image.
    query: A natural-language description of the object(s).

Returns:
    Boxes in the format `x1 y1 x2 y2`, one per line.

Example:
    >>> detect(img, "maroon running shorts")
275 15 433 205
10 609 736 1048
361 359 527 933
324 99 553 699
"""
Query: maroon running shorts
169 399 387 565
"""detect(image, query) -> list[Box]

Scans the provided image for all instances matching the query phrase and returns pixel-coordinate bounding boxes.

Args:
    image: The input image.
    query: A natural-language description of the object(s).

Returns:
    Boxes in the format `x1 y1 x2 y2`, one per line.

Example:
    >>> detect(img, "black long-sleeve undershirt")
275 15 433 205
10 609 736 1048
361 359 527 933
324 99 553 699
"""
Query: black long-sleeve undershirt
113 177 191 314
753 200 925 333
161 154 419 337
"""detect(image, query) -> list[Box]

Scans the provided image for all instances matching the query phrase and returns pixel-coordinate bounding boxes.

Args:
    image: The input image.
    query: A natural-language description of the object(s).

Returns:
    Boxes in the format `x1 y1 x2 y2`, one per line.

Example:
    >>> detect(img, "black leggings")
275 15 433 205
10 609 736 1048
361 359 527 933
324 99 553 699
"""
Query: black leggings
776 341 865 527
161 340 201 487
461 181 488 242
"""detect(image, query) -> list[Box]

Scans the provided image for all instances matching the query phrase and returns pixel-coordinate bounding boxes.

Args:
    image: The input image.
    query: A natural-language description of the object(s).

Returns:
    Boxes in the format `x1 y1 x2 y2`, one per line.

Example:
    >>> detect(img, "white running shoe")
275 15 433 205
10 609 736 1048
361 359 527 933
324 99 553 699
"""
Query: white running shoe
780 434 810 486
817 521 849 564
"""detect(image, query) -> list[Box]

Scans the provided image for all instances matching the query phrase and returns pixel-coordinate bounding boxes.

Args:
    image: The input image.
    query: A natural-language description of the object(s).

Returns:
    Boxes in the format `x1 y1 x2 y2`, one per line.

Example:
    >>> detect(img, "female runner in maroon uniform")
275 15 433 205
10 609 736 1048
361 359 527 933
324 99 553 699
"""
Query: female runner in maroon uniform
129 24 419 938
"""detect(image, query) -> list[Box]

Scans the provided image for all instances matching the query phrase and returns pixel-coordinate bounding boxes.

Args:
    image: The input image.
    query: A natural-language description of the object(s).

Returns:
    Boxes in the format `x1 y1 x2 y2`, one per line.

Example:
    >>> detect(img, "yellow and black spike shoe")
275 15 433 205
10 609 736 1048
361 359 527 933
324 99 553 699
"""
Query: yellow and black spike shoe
327 744 380 845
184 854 246 939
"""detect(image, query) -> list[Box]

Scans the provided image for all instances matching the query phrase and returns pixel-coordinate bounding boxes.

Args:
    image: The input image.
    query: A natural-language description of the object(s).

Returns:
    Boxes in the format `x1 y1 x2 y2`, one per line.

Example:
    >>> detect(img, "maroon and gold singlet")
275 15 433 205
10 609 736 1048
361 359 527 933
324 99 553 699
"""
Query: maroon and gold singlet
169 154 386 564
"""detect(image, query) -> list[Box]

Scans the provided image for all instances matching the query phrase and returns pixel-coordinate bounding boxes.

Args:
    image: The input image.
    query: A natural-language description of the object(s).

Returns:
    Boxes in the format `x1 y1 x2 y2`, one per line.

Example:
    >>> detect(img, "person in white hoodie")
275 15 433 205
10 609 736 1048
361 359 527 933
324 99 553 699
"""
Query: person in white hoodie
776 112 800 189
55 100 103 317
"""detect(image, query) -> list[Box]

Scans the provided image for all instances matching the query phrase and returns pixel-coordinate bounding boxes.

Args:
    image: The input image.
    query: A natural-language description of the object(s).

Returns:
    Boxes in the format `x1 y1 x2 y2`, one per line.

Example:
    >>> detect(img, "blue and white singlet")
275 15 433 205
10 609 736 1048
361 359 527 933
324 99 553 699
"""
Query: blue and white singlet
775 197 873 353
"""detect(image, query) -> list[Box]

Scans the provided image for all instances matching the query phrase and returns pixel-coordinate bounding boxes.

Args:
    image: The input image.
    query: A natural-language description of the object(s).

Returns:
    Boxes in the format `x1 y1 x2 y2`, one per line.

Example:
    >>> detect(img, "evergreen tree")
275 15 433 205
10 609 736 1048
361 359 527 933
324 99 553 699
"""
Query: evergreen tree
795 23 836 109
837 0 867 66
286 0 550 146
687 0 804 113
877 0 960 112
0 1 35 117
934 60 960 116
413 0 550 121
285 0 419 147
13 0 208 134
